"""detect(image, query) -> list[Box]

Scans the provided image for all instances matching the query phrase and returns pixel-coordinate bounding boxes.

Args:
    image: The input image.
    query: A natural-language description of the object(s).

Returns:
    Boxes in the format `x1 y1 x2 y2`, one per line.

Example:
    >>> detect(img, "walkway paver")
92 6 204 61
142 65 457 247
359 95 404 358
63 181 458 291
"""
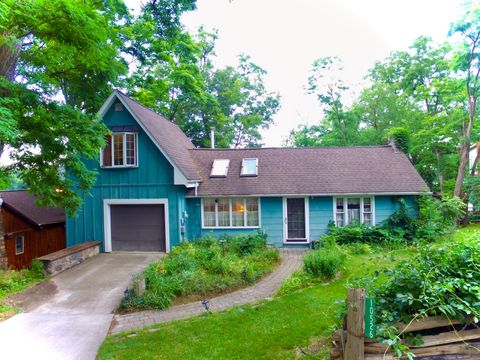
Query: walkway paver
112 248 307 334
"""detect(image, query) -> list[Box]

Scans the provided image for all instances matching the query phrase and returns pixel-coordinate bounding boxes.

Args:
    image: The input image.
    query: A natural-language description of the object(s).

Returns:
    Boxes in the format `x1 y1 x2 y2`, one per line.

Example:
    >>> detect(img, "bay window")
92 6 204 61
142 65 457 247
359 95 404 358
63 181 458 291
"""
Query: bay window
334 197 374 227
202 198 260 228
101 132 137 167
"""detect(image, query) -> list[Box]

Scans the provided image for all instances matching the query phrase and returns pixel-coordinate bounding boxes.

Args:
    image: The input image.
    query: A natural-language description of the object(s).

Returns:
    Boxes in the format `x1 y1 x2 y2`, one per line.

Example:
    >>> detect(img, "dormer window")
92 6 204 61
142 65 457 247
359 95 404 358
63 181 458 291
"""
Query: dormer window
210 159 230 177
101 132 137 167
241 158 258 176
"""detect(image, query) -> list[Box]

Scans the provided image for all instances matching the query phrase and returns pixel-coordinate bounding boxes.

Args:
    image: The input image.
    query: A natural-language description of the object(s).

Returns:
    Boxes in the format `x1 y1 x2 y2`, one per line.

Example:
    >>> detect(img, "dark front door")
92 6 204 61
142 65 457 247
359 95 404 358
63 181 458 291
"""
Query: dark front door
111 204 166 251
286 198 306 241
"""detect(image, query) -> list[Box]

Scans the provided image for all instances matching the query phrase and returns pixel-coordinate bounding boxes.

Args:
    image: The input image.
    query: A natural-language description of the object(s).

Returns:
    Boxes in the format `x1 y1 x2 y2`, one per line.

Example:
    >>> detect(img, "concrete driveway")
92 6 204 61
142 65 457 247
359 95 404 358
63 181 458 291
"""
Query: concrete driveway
0 252 160 360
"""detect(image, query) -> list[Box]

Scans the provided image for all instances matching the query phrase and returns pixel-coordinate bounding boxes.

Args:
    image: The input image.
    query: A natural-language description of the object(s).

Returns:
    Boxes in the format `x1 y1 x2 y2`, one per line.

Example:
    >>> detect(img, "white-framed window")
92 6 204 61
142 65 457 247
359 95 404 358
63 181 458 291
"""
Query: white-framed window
334 197 375 227
210 159 230 177
15 235 24 255
101 132 137 168
241 158 258 176
202 197 260 228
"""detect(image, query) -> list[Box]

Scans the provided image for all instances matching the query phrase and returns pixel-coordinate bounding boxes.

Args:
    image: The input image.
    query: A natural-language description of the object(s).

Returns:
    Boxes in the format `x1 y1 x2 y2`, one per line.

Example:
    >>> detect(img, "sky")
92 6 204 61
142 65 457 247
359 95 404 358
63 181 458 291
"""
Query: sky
171 0 466 146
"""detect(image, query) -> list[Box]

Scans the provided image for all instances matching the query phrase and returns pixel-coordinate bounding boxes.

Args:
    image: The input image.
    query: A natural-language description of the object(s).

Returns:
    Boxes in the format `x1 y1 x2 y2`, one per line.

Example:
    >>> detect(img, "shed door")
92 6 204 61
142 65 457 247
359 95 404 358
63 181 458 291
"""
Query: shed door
110 205 166 251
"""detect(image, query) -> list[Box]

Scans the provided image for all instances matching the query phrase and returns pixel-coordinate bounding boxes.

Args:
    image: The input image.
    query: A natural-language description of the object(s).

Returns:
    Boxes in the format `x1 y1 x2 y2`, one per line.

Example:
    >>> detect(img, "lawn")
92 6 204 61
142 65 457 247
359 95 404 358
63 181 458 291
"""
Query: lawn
99 246 415 359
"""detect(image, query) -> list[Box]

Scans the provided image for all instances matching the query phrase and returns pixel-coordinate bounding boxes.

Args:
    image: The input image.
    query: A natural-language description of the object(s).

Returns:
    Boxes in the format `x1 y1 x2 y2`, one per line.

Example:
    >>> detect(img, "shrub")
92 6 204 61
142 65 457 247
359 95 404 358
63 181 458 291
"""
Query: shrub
303 246 345 280
417 195 466 240
366 235 480 325
343 242 372 255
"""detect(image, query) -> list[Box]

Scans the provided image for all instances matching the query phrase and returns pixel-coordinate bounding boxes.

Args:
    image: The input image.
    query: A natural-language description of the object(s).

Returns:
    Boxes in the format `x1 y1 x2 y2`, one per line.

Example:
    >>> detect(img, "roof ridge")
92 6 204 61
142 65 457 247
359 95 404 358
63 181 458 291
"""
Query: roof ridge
115 90 184 132
190 145 393 151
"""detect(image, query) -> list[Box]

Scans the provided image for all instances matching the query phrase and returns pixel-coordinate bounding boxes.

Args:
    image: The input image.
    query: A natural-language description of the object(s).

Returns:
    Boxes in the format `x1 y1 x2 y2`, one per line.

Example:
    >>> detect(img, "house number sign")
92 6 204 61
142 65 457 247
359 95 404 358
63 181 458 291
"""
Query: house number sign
364 298 376 339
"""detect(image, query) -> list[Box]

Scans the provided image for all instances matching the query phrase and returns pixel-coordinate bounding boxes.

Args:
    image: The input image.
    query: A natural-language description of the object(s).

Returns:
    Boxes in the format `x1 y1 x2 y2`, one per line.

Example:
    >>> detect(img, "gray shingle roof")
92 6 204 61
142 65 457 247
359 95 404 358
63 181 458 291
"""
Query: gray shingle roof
116 91 201 181
0 190 65 226
187 146 429 196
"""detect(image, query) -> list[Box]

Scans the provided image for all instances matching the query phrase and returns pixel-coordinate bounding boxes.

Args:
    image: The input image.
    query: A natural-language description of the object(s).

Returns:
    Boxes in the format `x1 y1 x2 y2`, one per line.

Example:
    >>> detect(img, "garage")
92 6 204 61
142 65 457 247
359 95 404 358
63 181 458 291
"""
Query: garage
110 204 166 252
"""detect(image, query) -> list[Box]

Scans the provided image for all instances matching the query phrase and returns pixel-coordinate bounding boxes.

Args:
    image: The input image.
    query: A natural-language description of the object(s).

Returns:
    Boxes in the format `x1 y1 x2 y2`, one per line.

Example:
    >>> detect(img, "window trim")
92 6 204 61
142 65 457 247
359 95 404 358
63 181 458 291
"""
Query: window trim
333 196 375 227
15 235 25 255
201 197 261 229
241 158 258 177
210 159 230 177
283 196 310 244
100 132 138 168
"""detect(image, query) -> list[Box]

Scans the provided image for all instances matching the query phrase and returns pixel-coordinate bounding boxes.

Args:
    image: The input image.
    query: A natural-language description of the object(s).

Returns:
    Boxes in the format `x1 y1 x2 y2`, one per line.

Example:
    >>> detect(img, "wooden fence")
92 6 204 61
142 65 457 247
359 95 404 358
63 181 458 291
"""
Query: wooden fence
331 288 480 360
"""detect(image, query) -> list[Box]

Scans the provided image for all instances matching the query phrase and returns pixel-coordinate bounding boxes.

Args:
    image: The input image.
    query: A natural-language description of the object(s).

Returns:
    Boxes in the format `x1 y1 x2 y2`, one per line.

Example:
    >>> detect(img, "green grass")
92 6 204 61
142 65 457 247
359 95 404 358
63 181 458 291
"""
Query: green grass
99 247 415 360
0 260 45 320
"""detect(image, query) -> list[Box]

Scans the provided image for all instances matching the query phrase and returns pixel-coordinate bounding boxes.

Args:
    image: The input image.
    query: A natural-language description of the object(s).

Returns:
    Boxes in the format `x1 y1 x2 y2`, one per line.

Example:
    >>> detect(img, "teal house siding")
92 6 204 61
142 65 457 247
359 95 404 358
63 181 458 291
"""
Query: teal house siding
309 197 333 241
66 100 185 251
185 197 285 247
374 195 418 225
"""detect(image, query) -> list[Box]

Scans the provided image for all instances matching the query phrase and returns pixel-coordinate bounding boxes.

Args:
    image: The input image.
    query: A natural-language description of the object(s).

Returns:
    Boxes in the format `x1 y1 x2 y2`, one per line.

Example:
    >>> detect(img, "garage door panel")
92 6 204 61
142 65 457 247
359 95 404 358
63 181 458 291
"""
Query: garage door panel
111 204 166 252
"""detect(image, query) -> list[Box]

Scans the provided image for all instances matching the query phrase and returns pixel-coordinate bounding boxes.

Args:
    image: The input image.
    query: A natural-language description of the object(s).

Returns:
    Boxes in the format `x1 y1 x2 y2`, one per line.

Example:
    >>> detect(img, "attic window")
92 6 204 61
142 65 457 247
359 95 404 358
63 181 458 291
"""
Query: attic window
101 132 137 168
115 103 123 112
241 158 258 176
210 159 230 177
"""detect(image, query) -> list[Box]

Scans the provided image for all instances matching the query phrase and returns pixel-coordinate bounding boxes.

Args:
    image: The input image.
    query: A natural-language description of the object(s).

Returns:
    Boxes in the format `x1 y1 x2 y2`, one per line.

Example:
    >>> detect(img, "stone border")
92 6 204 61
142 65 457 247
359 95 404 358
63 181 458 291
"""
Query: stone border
38 241 101 276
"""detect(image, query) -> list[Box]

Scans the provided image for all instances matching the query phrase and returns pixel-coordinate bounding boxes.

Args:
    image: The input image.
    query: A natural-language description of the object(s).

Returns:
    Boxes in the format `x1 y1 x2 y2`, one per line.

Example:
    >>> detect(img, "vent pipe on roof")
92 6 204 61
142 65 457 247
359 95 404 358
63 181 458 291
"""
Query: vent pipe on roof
210 128 215 149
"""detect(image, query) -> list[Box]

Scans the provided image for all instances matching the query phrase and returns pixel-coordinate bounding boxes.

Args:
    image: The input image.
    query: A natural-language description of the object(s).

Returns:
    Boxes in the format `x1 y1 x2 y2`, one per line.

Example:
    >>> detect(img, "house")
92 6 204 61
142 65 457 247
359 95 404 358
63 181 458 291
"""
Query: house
0 190 66 270
66 90 429 252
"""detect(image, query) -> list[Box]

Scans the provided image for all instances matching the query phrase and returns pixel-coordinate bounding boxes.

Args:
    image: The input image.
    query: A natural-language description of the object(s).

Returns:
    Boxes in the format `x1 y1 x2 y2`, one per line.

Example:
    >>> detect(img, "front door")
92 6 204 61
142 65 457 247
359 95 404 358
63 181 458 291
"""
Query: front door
285 198 308 243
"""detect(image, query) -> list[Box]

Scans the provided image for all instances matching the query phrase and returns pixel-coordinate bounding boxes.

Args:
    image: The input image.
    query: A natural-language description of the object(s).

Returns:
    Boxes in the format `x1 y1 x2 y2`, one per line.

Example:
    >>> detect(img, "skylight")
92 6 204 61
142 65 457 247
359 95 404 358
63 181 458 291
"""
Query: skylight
241 158 258 176
211 159 230 177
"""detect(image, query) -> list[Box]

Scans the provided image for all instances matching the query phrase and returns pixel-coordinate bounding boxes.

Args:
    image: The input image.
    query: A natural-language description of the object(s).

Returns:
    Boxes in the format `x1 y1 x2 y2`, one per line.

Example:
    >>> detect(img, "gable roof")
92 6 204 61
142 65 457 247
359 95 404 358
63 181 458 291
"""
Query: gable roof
0 190 65 227
187 146 429 196
100 90 200 182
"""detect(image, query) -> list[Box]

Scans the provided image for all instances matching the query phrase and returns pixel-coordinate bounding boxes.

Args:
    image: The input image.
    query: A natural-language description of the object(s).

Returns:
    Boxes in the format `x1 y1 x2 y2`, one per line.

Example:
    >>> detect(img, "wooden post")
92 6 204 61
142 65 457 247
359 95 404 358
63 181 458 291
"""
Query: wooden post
345 288 365 360
133 278 145 297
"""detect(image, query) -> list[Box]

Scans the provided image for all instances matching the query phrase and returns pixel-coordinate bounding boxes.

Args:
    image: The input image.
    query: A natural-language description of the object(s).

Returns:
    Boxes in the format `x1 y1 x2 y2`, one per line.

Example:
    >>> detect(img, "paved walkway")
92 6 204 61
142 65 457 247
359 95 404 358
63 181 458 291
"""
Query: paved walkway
0 252 160 360
112 248 306 333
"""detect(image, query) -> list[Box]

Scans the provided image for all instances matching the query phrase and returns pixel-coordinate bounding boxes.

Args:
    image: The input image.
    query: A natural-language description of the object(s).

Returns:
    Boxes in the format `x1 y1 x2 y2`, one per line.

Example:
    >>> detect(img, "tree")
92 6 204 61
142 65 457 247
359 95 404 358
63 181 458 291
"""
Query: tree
127 21 280 148
450 4 480 197
0 0 130 214
306 57 359 146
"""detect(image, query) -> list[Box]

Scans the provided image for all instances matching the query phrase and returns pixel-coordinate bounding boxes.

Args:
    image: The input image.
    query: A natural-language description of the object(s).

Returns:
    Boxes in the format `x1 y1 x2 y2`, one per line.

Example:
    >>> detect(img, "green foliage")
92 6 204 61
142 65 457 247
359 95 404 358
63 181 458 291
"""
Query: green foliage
120 233 279 311
366 233 480 327
387 127 411 154
0 262 45 302
127 22 280 148
0 0 129 214
303 248 345 280
286 36 477 194
342 242 372 255
322 196 463 246
417 194 466 240
382 199 418 240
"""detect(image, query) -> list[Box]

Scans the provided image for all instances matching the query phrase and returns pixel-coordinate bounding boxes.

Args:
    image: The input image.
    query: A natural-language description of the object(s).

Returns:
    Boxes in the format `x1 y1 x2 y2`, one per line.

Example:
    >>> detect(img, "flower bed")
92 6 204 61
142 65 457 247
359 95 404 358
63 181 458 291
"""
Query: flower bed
120 233 279 311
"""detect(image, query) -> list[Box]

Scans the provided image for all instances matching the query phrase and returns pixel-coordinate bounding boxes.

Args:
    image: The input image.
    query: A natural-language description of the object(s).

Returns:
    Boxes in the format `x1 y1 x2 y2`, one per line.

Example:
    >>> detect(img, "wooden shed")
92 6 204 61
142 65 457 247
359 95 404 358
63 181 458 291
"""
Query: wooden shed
0 190 66 270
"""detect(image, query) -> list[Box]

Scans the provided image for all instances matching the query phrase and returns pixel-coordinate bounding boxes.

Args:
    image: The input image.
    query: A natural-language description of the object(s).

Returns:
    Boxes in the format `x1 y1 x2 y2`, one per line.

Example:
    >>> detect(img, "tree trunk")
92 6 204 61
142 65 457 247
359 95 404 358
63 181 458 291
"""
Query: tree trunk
471 141 480 176
435 148 444 193
454 95 476 197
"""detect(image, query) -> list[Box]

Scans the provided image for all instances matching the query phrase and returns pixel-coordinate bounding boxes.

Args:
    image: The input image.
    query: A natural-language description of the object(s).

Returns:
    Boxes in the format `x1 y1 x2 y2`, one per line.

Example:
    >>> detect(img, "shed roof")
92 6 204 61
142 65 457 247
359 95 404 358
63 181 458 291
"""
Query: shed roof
187 146 429 196
0 190 65 227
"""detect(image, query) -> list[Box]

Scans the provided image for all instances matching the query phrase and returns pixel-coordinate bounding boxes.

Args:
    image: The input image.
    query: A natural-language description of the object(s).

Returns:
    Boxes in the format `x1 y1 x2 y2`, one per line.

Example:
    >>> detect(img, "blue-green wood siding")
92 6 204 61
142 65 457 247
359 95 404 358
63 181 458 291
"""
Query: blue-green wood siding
66 100 185 250
375 195 418 225
185 195 419 246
